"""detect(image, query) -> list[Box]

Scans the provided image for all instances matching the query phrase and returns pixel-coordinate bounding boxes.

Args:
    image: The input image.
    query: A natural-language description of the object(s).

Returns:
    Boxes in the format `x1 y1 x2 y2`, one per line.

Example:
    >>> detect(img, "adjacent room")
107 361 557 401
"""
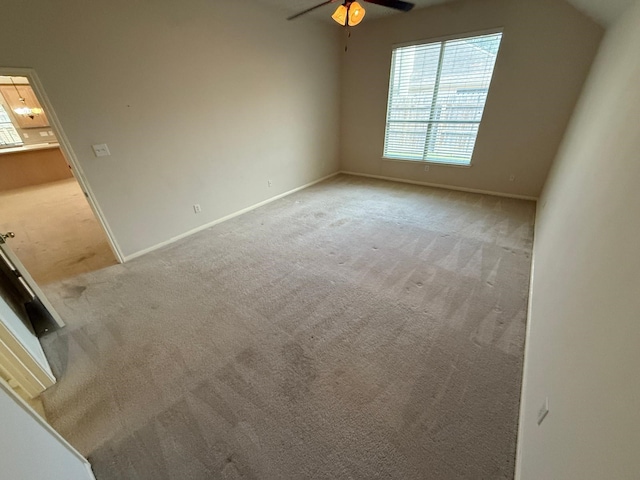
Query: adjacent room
0 76 117 285
0 0 638 479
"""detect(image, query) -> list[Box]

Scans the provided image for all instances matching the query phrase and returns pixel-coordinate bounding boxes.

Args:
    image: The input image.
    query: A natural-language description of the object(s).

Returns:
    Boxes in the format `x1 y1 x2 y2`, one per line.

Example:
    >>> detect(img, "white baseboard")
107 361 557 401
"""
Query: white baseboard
124 171 340 262
514 201 541 479
340 171 539 201
125 169 535 262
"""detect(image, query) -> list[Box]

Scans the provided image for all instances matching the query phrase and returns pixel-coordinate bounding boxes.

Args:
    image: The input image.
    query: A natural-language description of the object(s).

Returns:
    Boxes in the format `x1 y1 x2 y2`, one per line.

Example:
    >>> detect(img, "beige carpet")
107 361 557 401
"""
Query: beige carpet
40 174 535 479
0 178 117 285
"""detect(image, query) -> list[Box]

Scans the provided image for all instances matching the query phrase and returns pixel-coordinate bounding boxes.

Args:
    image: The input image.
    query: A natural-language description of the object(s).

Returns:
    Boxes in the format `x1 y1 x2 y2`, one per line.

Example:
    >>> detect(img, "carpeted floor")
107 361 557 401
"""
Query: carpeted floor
0 178 118 285
40 174 535 479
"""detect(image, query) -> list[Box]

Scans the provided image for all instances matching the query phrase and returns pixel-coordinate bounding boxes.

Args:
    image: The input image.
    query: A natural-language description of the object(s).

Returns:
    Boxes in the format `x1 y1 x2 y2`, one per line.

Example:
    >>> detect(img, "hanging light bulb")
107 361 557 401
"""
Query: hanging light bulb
332 1 366 27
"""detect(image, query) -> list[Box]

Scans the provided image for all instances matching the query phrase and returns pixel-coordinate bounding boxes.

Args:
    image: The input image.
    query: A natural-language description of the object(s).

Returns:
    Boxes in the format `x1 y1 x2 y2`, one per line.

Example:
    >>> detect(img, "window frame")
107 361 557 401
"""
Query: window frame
382 28 504 168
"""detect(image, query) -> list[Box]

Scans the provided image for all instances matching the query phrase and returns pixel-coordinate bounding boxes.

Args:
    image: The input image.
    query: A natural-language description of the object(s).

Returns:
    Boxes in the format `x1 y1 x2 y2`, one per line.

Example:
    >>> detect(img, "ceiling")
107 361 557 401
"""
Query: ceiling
256 0 634 27
253 0 452 22
566 0 635 26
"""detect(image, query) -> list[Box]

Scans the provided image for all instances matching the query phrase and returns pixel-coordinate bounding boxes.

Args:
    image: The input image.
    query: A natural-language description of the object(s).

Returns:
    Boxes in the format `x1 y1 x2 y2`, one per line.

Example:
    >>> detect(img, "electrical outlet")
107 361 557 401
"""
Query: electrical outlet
268 180 272 187
509 174 516 182
537 397 549 425
193 204 202 214
424 165 430 172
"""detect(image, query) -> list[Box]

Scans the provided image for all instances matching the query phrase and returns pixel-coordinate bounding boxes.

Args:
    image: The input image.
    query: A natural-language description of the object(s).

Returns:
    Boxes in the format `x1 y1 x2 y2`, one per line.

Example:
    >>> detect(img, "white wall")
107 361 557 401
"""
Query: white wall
517 1 640 477
0 0 341 258
340 0 602 198
0 378 95 479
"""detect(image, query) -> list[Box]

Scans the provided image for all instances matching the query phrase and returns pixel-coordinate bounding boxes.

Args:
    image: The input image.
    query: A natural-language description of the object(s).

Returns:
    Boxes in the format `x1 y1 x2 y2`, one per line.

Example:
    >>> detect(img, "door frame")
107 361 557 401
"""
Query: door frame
0 67 124 264
0 316 55 398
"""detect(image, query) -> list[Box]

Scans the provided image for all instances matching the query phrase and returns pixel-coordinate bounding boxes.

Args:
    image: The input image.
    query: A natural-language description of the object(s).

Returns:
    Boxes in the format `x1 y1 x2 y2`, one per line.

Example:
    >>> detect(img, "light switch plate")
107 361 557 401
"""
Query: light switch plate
92 144 111 157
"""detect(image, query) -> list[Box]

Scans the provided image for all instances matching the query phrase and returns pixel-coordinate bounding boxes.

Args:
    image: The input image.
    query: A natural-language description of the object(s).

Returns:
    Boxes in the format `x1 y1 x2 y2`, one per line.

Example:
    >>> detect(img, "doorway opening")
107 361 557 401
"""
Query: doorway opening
0 71 121 286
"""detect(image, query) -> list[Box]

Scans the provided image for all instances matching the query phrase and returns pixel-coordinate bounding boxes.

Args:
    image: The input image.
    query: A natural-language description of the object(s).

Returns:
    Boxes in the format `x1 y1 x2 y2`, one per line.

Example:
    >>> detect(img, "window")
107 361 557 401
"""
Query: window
383 32 503 166
0 104 23 148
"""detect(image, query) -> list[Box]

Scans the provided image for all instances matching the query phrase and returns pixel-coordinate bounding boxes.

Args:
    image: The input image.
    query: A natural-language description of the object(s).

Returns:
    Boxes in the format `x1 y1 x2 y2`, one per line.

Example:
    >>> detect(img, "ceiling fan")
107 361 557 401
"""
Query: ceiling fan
288 0 415 27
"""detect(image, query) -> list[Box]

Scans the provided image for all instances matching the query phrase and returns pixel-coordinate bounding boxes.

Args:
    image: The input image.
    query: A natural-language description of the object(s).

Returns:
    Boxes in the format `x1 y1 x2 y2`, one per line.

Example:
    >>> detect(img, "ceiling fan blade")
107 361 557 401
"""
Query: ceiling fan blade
287 0 339 20
364 0 415 12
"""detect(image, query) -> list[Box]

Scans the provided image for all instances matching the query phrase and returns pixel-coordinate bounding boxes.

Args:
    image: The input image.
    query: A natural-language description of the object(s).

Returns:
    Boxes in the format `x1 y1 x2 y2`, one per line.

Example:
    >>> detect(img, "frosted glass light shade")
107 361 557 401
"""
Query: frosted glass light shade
332 2 366 26
348 2 366 26
331 5 348 25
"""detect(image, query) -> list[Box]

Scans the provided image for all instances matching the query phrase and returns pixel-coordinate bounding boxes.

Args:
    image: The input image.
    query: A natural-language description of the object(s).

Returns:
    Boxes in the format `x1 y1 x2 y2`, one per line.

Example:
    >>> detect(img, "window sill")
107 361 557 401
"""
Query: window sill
382 157 472 168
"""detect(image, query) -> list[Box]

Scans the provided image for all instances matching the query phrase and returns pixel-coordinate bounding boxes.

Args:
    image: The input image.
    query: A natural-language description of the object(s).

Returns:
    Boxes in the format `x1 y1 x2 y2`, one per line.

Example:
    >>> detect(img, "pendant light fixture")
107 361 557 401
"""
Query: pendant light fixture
10 77 43 120
331 1 366 27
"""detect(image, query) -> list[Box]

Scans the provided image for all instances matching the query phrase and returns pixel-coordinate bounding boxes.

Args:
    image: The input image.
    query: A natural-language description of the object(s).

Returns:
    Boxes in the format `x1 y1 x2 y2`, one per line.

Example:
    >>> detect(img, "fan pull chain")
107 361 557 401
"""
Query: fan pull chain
345 27 351 52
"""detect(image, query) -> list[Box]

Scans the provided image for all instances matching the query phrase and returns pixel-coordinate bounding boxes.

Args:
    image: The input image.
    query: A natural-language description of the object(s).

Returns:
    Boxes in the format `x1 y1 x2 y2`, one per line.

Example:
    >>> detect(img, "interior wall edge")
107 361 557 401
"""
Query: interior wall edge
0 376 96 478
515 0 640 476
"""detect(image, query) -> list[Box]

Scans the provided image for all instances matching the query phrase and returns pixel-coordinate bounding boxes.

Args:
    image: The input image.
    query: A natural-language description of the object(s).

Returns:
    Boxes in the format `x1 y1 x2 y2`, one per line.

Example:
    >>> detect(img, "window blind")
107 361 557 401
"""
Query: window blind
383 32 502 165
0 104 22 147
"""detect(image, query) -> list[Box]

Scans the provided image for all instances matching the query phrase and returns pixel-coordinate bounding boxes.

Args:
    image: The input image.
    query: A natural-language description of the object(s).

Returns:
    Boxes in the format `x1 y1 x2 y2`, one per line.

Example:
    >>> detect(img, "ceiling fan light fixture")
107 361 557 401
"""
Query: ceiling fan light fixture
348 2 366 26
331 4 348 25
332 2 366 26
288 0 411 25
